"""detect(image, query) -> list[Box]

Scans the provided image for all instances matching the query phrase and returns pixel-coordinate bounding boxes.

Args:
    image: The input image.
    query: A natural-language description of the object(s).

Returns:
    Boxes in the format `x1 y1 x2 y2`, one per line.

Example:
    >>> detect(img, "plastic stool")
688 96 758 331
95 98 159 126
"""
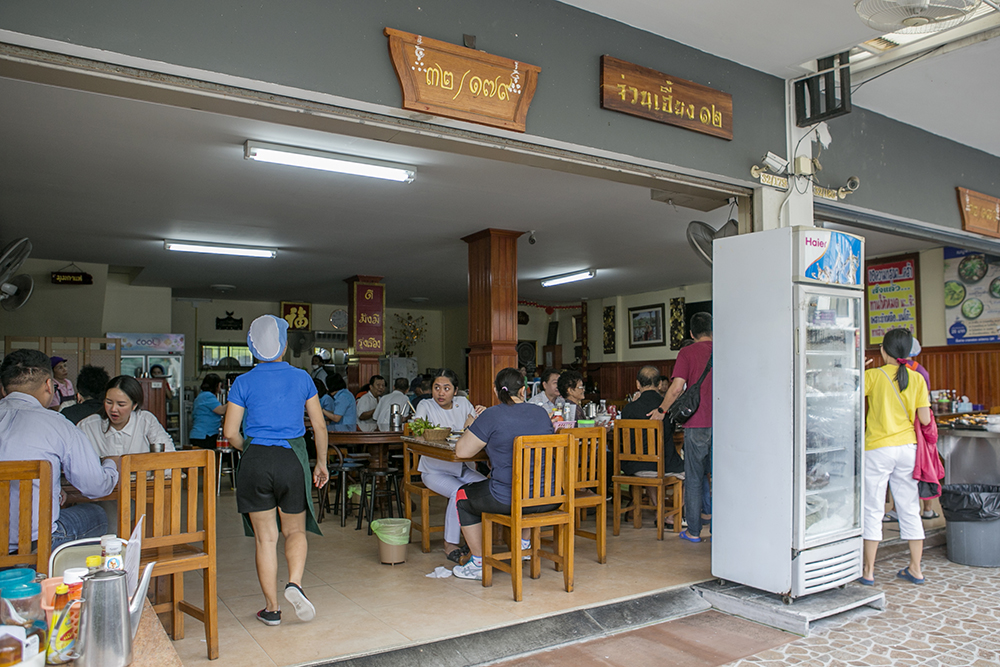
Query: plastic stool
356 467 404 534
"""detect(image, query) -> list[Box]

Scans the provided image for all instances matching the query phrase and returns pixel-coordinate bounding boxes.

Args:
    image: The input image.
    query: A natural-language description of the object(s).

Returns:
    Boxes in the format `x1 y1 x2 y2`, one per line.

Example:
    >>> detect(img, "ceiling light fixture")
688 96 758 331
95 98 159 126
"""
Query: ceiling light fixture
244 140 416 183
164 240 277 259
541 270 596 287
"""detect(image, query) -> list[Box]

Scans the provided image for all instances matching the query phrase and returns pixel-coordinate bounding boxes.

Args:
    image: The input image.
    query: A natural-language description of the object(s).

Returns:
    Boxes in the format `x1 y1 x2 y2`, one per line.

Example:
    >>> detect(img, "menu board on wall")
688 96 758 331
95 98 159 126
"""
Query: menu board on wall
865 255 919 347
944 247 1000 345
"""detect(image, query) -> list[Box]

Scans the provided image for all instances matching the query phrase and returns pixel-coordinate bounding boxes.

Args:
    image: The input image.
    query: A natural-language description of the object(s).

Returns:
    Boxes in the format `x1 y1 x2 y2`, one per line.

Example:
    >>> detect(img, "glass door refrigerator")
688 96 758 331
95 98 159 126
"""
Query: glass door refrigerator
107 333 186 448
713 226 864 599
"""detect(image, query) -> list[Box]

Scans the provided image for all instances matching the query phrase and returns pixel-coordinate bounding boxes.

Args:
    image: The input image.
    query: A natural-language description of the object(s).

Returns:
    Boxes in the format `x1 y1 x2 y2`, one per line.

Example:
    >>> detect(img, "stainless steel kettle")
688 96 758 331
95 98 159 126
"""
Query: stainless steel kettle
75 563 155 667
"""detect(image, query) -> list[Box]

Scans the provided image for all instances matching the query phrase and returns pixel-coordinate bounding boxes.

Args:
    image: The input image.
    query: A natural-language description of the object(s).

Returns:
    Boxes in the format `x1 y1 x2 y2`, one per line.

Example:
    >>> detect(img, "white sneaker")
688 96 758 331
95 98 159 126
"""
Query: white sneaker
284 583 315 622
453 561 483 580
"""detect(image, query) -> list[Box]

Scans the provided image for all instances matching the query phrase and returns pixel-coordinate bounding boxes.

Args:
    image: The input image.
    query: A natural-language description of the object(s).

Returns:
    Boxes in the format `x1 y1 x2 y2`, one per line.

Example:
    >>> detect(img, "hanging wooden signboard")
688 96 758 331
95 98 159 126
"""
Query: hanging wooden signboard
348 278 385 356
957 187 1000 238
600 55 733 140
384 27 541 132
281 302 312 331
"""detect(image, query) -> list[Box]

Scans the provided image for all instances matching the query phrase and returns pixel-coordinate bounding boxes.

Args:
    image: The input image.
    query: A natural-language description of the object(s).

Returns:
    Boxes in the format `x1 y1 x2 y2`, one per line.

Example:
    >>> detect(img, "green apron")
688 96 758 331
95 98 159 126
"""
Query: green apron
239 436 322 537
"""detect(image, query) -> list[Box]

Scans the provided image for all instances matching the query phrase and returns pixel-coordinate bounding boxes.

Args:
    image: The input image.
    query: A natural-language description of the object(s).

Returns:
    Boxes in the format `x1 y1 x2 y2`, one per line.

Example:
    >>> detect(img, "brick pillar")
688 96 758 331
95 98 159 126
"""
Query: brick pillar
462 229 523 406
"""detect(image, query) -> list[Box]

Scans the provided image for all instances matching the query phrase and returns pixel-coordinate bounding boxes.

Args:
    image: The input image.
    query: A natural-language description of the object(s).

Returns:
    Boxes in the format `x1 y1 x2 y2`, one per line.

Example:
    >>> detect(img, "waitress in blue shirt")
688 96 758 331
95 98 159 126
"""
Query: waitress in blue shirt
224 315 328 628
189 373 225 449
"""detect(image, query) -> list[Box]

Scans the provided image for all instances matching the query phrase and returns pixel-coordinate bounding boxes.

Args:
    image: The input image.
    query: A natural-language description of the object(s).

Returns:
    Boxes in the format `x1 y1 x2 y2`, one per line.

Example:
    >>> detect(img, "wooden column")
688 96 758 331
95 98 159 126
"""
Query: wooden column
345 275 385 394
462 229 523 406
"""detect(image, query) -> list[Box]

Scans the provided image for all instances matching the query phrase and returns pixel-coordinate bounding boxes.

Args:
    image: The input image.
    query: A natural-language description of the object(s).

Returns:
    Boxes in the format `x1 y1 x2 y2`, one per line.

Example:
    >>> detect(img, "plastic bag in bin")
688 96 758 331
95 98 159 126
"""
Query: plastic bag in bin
940 484 1000 522
370 518 411 545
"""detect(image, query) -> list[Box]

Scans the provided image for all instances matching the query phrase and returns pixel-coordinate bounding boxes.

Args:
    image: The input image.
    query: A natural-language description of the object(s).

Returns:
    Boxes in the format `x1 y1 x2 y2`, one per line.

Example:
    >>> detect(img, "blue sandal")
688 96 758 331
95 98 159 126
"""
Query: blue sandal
857 577 874 586
896 567 925 585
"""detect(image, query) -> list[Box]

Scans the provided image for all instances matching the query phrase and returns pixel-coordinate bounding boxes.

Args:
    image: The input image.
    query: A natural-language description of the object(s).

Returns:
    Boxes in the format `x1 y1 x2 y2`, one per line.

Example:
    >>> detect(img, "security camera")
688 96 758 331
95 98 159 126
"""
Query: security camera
528 231 536 245
846 176 860 191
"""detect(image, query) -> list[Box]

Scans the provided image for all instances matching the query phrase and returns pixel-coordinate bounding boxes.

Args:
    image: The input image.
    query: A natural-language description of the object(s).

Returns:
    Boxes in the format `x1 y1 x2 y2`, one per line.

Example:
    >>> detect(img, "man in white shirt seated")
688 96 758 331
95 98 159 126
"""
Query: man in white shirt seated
373 377 414 427
356 375 387 432
527 368 561 414
0 349 119 551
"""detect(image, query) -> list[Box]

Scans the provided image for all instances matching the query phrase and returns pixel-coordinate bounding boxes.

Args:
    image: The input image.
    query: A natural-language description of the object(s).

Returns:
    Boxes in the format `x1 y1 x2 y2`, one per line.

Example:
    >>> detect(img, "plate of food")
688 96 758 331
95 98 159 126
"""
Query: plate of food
962 298 984 320
958 254 988 284
944 280 966 308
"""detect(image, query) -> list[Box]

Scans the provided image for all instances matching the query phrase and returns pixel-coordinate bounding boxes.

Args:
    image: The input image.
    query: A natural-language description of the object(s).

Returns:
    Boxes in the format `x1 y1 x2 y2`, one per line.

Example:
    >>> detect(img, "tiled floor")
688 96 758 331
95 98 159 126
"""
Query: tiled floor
170 488 714 667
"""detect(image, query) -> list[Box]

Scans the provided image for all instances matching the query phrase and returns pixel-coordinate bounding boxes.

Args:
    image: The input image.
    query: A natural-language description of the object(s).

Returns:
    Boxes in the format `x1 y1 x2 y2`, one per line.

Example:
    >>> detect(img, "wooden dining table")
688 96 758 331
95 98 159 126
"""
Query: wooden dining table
400 435 488 464
328 428 406 468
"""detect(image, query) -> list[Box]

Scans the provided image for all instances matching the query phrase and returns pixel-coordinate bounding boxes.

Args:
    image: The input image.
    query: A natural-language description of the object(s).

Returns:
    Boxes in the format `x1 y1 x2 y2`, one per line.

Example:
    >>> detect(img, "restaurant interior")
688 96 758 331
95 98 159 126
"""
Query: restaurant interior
0 59 955 667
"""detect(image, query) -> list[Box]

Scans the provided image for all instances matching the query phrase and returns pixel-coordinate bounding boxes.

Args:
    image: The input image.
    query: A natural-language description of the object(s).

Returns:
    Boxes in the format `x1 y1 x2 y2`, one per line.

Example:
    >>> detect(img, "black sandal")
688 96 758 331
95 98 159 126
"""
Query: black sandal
446 546 470 564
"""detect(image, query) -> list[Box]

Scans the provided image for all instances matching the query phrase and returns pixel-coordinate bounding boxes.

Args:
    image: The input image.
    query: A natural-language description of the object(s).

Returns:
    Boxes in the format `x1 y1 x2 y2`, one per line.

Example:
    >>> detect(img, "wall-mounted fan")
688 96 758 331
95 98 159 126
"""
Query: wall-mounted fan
855 0 982 33
686 220 738 267
0 238 34 311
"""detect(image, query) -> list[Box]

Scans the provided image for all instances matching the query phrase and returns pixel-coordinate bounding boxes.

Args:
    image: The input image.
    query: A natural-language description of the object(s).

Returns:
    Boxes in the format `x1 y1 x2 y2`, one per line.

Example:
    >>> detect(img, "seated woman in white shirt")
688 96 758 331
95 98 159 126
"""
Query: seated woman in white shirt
412 368 486 563
78 375 176 457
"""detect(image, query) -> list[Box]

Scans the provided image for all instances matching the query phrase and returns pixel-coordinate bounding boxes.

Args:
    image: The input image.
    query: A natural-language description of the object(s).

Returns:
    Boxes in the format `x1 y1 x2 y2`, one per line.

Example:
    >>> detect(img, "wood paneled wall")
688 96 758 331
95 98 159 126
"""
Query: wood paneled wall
590 360 676 402
867 343 1000 408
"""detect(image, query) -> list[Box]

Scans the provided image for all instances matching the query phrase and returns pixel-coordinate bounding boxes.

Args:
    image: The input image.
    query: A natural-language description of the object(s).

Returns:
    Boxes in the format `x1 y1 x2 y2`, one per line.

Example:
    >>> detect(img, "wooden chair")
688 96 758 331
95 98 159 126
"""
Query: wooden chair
483 434 575 602
558 427 607 564
0 460 52 573
402 443 444 552
118 450 218 660
612 419 683 541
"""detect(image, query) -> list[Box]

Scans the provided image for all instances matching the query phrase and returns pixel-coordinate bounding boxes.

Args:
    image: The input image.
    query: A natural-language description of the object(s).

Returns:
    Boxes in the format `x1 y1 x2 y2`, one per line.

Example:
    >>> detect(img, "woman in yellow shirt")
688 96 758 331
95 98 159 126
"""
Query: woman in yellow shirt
862 328 931 585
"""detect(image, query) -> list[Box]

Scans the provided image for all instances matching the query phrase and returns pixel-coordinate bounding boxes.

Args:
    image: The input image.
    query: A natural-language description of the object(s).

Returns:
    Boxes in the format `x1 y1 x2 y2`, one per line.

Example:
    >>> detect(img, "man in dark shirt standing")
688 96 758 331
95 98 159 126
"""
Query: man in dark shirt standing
61 365 110 425
650 313 713 543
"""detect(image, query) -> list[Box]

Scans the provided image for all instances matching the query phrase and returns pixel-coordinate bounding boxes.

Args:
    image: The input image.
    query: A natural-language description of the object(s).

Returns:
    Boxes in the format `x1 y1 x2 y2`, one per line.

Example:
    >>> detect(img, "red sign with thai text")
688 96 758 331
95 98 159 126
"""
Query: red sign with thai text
353 283 385 355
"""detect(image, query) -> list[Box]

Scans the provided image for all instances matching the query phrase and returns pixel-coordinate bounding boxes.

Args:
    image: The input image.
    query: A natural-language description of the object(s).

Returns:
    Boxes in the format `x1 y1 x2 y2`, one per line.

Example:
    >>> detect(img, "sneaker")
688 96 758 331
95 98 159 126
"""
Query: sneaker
284 582 316 622
256 608 281 626
453 560 483 580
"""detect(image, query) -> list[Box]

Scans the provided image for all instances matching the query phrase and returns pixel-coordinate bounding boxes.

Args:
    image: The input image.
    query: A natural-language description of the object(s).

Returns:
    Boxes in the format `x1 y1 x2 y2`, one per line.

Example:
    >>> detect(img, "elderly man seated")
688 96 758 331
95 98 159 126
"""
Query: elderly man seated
0 349 119 551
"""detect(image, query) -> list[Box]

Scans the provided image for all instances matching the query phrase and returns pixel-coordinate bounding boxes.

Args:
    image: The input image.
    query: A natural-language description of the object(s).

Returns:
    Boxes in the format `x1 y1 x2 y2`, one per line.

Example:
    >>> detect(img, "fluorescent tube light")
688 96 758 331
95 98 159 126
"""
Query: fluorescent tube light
164 240 277 259
244 140 416 183
541 270 596 287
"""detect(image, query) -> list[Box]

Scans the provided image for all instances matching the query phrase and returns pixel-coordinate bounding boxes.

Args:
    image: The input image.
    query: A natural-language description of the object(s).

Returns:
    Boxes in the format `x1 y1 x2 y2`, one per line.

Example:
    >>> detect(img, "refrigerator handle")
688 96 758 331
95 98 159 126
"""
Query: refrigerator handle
795 327 800 356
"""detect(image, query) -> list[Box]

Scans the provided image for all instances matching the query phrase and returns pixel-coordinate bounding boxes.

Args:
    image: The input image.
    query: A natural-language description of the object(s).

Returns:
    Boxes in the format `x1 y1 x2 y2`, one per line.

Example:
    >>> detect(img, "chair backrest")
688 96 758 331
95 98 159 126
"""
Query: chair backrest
118 450 215 555
613 419 664 477
511 434 574 514
0 460 53 572
558 427 605 493
402 444 421 484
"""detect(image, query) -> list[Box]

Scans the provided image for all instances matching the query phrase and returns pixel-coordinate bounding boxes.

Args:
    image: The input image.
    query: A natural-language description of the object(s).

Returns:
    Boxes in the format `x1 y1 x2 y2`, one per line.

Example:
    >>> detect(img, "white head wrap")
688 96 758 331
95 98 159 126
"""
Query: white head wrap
247 315 288 362
909 337 921 358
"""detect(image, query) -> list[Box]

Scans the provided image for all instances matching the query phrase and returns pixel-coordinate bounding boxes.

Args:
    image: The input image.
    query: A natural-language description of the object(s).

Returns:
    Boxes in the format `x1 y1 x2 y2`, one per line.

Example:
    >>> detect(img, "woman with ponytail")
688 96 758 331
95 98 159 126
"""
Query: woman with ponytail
861 328 932 585
450 368 555 580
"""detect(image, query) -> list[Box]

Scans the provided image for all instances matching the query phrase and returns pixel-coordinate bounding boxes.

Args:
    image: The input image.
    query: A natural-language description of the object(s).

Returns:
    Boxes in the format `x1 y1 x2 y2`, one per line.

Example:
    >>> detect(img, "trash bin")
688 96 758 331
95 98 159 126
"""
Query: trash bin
370 518 411 565
940 484 1000 567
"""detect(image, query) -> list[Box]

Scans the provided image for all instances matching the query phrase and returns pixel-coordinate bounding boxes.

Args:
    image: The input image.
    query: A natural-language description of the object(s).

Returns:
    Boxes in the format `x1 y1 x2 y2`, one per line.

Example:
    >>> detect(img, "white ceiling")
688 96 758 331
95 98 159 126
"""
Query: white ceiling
1 2 992 309
558 0 1000 158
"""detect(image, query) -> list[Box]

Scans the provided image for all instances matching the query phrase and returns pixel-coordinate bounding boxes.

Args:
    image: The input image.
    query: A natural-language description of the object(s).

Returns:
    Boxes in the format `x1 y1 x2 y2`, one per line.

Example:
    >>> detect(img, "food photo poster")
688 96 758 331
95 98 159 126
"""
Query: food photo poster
944 247 1000 345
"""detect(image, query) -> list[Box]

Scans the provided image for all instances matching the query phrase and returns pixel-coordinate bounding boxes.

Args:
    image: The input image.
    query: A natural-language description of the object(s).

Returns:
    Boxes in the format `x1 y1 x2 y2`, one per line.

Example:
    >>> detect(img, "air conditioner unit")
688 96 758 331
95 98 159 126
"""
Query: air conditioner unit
313 330 348 348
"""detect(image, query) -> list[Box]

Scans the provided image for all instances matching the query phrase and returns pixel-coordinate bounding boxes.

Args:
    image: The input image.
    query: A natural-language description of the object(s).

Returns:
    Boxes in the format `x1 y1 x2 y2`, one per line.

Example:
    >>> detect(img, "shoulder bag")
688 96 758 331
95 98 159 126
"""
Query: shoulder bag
667 355 712 424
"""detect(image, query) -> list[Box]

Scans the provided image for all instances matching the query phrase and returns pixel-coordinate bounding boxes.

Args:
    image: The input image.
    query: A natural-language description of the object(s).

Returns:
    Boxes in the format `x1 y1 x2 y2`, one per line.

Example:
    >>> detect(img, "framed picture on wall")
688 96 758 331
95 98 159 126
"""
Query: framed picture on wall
628 304 665 348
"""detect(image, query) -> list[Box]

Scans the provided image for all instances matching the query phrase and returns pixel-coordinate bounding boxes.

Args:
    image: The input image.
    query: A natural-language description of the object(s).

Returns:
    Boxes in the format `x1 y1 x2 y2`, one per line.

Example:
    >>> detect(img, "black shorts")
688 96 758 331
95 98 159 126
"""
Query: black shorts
236 444 307 515
456 479 558 527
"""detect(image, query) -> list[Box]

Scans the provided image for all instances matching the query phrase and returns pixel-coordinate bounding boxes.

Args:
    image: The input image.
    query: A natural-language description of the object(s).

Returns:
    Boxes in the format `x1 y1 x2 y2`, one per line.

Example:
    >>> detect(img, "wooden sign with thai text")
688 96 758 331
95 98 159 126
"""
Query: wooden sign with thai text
351 281 385 355
600 56 733 140
281 302 312 331
958 187 1000 238
385 27 541 132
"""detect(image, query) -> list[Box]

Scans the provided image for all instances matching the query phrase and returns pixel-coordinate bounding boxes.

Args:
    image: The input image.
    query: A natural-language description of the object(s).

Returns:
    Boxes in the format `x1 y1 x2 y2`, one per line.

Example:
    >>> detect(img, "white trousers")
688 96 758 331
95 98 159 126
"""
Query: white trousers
420 466 486 545
863 444 924 542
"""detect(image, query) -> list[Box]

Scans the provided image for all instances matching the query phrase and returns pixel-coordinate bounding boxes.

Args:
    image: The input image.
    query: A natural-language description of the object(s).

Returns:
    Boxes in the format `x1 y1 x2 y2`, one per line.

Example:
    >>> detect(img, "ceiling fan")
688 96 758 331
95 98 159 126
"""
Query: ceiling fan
0 238 35 312
855 0 983 33
686 219 738 267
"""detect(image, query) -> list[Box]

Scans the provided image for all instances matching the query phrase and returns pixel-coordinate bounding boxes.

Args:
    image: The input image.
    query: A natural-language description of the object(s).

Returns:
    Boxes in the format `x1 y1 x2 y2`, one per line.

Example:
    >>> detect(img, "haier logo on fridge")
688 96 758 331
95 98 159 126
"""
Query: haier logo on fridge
800 230 862 287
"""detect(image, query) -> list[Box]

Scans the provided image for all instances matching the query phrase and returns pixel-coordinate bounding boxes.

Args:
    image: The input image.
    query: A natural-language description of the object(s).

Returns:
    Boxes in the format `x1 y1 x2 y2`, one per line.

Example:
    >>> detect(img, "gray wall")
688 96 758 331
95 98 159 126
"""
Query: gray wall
0 0 784 184
819 106 1000 230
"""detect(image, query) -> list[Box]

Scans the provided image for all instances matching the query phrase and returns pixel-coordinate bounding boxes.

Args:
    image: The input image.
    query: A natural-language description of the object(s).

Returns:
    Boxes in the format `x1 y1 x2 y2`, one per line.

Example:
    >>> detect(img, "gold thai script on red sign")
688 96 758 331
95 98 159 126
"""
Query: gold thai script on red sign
385 27 541 132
